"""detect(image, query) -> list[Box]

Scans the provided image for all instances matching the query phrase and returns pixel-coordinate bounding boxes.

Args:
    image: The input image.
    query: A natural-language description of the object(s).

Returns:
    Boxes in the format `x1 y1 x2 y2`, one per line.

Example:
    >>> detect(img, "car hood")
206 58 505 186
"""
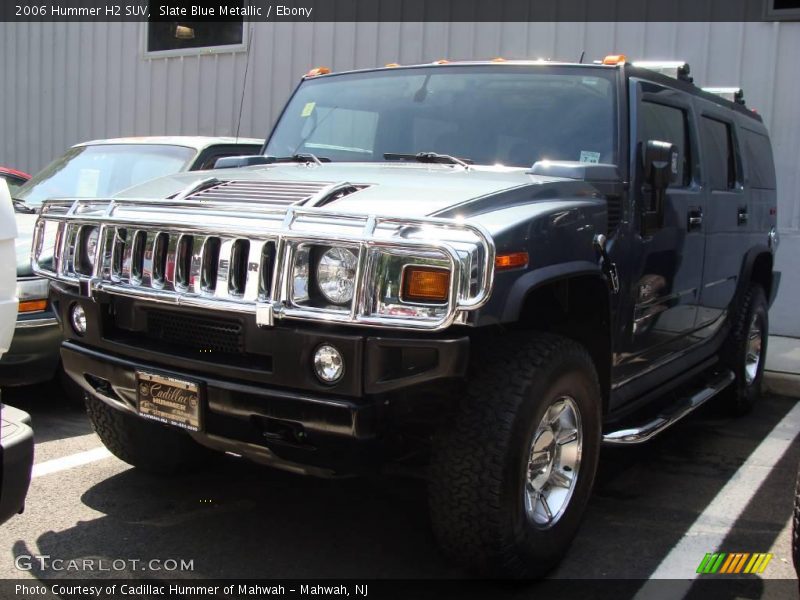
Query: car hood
115 162 571 219
14 213 37 277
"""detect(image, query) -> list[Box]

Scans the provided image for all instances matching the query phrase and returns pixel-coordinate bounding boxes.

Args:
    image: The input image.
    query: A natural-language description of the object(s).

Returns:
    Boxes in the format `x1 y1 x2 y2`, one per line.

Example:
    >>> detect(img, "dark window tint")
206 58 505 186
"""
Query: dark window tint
147 20 243 53
701 117 737 190
773 0 800 9
640 102 691 186
742 130 777 189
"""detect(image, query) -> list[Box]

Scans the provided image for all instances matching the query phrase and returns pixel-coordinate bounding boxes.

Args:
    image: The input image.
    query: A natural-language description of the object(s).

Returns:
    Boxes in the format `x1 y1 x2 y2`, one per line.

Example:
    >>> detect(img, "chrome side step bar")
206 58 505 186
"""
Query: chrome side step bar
603 370 735 446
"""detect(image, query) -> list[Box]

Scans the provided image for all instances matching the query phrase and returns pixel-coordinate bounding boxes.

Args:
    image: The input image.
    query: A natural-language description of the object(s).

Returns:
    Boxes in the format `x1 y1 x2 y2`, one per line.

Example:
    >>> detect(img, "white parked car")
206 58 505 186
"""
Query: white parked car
0 179 34 524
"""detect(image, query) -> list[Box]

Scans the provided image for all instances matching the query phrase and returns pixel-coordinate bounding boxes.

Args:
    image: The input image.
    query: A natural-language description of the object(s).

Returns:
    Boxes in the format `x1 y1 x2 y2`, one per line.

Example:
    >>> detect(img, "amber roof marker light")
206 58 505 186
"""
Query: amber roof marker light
305 66 331 78
602 54 627 65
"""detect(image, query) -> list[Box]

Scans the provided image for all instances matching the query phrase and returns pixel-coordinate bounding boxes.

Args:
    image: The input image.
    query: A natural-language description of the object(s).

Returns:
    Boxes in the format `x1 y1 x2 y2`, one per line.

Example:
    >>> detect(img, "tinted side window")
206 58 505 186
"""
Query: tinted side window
742 130 777 189
640 102 691 186
701 117 737 190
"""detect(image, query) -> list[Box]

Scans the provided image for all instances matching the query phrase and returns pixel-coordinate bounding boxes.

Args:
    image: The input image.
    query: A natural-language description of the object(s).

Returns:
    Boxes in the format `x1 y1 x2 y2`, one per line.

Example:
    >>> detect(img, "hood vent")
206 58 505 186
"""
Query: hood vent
184 179 369 207
307 183 371 207
186 179 335 205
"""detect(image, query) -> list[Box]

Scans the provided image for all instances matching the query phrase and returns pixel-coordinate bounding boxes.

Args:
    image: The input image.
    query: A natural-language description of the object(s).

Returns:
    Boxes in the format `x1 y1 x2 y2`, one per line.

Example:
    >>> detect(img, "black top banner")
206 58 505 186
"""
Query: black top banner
0 0 787 22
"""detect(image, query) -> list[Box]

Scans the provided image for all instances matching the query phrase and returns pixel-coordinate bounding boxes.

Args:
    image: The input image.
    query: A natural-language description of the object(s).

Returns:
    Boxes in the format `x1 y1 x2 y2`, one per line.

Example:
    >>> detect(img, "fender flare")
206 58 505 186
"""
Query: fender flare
501 260 606 323
735 245 775 307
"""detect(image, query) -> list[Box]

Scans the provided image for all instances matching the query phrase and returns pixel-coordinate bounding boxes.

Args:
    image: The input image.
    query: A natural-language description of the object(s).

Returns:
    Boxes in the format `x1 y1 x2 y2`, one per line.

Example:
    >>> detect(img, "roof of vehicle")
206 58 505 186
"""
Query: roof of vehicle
72 136 264 151
305 59 763 123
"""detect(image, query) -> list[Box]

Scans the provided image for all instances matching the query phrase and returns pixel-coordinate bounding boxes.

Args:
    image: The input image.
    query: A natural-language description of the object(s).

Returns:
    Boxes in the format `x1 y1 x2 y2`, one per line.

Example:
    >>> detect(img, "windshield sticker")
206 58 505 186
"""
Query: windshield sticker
579 151 601 164
76 169 101 196
301 102 316 118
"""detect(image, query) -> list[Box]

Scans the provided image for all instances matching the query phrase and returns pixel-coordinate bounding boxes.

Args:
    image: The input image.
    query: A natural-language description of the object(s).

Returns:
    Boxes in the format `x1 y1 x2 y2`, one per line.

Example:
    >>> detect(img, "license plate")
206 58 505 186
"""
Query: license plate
136 372 202 432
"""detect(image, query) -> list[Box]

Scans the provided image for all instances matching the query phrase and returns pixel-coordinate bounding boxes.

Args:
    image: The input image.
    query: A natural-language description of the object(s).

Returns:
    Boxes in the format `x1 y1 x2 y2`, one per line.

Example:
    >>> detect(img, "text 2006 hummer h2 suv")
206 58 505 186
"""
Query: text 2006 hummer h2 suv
33 57 779 577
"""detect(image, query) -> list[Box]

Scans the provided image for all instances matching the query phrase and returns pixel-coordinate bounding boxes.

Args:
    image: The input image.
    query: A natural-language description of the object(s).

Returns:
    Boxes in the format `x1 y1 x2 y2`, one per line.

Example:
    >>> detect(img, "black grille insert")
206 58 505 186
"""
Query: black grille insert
146 310 244 356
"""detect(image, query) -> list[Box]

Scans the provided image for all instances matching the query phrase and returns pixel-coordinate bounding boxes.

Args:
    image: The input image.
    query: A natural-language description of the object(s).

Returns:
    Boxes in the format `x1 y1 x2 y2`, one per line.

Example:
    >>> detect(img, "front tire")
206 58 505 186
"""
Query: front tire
85 394 206 475
429 333 602 578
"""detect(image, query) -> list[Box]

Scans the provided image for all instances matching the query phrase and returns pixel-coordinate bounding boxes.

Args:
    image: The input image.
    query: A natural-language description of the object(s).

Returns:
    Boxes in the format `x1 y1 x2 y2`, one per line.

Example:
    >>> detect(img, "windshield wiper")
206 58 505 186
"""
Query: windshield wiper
384 152 472 168
273 153 331 166
11 198 35 214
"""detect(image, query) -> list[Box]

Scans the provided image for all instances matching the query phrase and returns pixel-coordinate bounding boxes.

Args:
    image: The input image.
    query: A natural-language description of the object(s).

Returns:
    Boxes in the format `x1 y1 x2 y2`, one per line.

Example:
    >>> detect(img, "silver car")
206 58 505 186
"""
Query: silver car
4 136 263 389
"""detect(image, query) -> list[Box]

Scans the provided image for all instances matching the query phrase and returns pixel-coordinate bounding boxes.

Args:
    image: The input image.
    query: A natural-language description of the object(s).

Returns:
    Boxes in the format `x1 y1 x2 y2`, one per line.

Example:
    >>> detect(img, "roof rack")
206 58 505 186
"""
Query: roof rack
631 61 693 83
702 87 746 106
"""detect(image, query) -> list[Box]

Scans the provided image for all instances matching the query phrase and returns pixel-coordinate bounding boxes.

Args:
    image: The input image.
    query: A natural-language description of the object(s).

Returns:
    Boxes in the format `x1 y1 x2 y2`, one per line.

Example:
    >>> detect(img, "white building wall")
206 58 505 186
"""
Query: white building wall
1 21 798 333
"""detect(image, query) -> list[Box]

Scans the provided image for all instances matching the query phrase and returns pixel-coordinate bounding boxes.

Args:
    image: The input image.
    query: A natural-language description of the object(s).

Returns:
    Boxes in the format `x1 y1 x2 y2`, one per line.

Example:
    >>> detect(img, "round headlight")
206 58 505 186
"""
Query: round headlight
83 227 99 269
316 247 358 305
313 344 344 384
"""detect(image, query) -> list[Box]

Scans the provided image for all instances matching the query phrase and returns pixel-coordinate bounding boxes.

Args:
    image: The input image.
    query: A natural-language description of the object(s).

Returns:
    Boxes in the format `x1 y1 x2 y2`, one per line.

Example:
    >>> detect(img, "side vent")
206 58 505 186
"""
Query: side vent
607 195 623 234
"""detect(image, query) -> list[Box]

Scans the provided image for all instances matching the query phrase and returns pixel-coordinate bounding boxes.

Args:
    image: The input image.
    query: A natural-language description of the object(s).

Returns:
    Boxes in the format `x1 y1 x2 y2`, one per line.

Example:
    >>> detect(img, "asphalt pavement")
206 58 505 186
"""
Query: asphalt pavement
0 381 798 595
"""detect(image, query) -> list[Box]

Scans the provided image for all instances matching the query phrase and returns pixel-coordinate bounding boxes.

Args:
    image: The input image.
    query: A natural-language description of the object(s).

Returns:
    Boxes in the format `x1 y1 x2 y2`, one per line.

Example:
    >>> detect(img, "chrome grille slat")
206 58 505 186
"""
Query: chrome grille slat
214 239 234 300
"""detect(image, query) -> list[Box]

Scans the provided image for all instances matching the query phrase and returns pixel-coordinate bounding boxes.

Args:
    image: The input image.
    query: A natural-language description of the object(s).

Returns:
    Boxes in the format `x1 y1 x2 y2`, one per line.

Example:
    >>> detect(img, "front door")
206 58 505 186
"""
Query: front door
613 79 707 385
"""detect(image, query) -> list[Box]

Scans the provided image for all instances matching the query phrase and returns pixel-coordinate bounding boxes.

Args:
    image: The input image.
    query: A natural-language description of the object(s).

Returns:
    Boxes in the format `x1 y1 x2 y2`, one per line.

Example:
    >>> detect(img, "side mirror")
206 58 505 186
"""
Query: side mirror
214 155 274 170
641 140 678 234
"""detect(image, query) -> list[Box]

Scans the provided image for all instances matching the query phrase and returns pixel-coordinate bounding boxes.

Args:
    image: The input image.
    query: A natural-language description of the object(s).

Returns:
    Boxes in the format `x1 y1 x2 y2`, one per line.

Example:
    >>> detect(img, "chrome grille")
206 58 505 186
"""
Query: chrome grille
105 228 274 304
187 180 335 205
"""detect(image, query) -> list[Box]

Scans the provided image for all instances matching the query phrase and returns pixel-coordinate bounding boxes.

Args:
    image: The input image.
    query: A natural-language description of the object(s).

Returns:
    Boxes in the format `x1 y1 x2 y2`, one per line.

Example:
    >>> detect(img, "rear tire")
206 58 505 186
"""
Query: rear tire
85 394 206 475
429 333 602 578
722 284 768 416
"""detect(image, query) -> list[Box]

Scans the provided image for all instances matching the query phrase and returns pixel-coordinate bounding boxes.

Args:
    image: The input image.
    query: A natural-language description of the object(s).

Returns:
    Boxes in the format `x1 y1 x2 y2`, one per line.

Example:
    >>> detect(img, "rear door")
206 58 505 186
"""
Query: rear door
694 104 745 334
613 79 707 383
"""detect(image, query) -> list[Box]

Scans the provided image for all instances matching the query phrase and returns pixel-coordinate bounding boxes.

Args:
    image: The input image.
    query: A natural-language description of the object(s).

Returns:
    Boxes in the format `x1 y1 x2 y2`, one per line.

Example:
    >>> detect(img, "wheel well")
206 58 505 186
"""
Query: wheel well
749 252 773 301
517 276 611 413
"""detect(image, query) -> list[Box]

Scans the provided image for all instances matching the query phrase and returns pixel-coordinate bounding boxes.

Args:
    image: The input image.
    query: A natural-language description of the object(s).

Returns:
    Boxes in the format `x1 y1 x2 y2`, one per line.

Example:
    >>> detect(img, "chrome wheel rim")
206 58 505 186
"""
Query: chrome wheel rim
524 396 582 529
745 313 764 385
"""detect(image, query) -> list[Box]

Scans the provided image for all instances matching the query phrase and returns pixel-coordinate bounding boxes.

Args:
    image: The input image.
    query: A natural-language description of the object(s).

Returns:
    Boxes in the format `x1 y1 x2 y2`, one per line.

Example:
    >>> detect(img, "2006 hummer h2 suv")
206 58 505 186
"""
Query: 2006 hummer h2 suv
32 57 779 577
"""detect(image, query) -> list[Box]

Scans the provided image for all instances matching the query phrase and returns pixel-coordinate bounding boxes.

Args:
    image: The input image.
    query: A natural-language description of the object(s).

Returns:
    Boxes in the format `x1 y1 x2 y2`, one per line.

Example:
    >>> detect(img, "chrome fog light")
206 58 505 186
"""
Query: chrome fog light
70 304 87 335
313 344 344 384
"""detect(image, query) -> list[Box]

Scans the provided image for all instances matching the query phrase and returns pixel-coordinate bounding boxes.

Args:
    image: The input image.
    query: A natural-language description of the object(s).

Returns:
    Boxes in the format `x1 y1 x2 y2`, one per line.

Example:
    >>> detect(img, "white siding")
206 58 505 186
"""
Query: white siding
1 21 799 333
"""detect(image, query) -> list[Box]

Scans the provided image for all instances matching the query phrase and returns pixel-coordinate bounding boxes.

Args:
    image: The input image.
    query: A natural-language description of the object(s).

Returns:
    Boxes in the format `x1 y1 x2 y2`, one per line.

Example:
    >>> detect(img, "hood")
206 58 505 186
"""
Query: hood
115 162 571 219
14 213 37 277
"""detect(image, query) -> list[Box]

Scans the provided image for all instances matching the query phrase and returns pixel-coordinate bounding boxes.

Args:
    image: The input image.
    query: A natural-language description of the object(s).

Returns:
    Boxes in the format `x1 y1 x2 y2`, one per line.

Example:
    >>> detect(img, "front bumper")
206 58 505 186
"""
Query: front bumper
0 315 61 386
57 291 470 475
0 403 34 524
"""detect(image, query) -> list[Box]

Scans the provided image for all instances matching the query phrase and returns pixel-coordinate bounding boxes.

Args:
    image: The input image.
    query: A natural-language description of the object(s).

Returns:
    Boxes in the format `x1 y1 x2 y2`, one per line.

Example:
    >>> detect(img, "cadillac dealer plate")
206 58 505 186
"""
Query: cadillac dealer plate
136 371 202 432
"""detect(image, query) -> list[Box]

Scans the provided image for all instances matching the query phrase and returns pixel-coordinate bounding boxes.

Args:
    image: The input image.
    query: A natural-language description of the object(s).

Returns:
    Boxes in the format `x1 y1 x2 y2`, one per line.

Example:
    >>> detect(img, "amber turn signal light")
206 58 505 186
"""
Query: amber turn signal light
495 252 529 270
401 266 450 303
19 299 47 313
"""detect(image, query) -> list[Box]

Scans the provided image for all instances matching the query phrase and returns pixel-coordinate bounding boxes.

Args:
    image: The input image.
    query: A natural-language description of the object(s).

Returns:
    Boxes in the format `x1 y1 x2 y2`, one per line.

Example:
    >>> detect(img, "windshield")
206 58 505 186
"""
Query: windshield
15 144 196 206
266 65 617 167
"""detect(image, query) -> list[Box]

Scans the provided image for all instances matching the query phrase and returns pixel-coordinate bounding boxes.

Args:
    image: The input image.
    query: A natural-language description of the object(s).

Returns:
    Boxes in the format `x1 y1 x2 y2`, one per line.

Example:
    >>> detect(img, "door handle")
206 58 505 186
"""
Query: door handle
738 206 749 225
688 208 703 231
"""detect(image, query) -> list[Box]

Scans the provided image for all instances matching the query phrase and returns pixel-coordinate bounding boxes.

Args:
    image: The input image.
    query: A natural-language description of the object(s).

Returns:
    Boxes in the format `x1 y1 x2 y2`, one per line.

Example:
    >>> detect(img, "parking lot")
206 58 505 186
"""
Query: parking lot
0 381 797 594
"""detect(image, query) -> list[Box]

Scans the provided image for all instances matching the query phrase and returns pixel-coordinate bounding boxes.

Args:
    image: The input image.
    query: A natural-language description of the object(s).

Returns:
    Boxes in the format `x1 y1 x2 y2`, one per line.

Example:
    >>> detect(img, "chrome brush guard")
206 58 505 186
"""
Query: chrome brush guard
32 197 496 331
